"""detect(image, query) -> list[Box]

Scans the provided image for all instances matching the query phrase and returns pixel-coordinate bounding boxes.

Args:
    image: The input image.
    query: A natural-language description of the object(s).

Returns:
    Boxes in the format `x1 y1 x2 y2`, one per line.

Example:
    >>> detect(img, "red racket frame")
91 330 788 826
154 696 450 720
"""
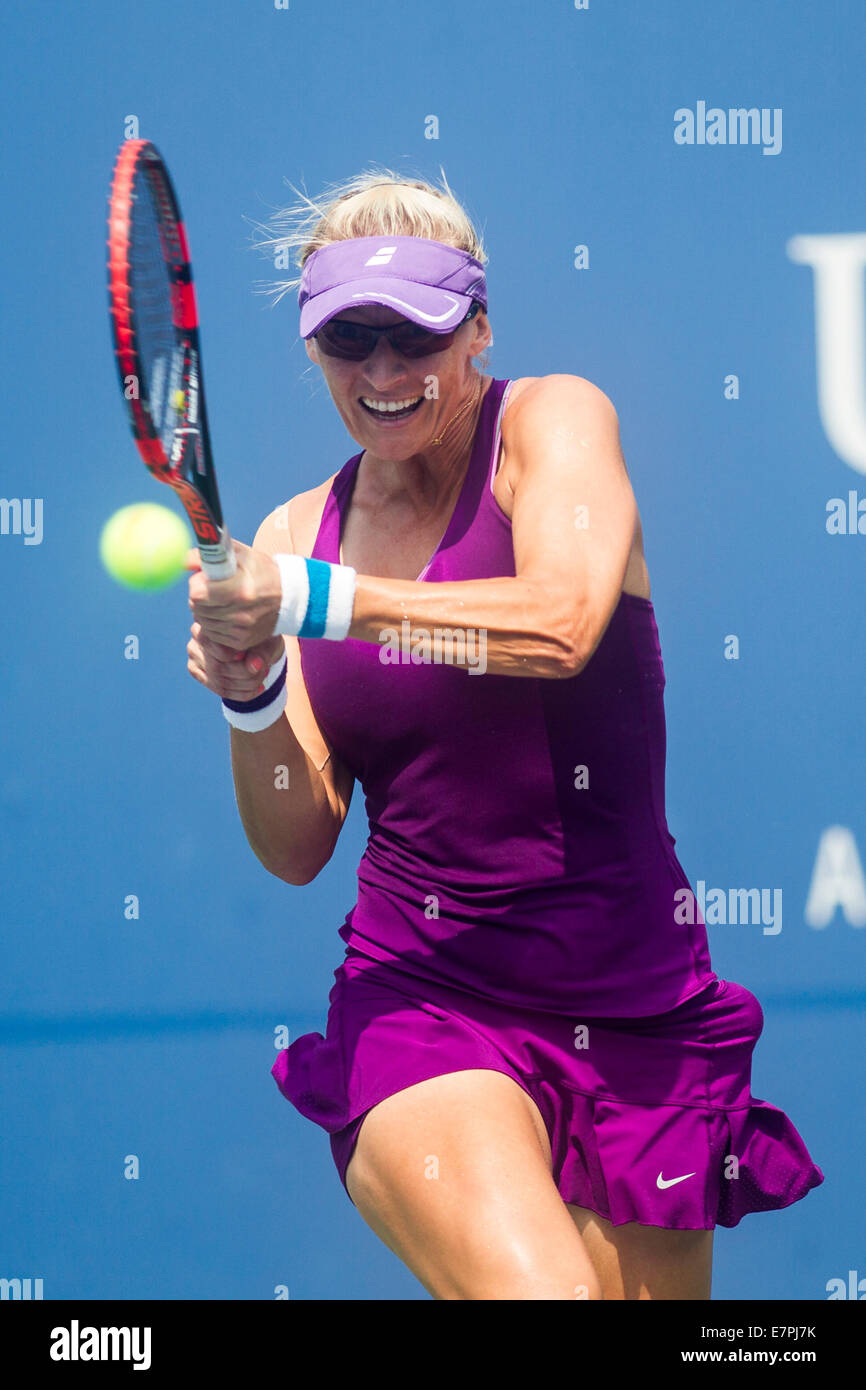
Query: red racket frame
107 139 235 577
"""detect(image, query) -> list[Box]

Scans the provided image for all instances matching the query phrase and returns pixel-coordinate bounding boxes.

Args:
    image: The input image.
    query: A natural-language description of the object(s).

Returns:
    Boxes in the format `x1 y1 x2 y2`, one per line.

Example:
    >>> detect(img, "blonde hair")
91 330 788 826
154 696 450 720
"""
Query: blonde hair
252 165 488 306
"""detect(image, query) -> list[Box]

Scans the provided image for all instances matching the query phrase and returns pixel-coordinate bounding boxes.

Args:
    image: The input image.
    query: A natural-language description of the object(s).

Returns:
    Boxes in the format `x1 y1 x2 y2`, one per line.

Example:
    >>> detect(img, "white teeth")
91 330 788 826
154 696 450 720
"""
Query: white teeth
361 396 422 413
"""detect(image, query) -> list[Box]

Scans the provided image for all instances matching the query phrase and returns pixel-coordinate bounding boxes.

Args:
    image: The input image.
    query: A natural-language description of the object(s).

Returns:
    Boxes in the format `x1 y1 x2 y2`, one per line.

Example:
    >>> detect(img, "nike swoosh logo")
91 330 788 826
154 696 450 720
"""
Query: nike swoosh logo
657 1171 696 1189
349 291 462 324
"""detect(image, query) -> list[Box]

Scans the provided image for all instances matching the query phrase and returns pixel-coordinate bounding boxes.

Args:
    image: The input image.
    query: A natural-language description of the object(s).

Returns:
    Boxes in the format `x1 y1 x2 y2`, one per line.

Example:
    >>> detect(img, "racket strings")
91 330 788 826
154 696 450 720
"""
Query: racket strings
129 166 180 452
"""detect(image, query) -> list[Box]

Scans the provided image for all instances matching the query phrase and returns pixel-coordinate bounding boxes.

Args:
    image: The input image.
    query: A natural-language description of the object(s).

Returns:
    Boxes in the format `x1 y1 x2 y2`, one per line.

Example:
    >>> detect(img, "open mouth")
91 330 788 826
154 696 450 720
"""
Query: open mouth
359 396 424 422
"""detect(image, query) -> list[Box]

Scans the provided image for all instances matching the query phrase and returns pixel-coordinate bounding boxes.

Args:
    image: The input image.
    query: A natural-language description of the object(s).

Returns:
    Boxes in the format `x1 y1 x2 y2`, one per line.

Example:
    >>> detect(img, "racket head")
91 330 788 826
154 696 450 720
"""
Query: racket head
107 139 235 577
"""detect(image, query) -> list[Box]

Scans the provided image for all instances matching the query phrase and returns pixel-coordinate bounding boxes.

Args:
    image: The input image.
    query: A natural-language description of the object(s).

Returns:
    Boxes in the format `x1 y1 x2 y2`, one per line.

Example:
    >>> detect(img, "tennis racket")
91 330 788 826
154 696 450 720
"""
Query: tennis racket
106 138 236 579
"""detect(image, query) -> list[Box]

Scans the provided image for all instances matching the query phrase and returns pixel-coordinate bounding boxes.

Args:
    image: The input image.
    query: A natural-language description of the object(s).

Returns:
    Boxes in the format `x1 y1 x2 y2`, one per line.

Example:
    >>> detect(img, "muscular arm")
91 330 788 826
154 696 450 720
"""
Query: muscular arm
346 375 638 678
192 376 638 683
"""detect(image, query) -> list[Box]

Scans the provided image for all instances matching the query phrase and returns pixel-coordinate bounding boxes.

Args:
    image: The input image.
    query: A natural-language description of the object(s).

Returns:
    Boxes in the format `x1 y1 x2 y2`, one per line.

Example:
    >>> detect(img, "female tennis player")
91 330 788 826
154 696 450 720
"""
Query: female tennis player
185 170 823 1300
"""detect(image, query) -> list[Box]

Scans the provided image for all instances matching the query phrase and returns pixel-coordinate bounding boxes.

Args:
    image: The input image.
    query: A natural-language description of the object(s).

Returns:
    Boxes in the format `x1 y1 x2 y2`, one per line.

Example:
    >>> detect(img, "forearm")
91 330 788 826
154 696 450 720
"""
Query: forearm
347 573 576 677
229 714 339 884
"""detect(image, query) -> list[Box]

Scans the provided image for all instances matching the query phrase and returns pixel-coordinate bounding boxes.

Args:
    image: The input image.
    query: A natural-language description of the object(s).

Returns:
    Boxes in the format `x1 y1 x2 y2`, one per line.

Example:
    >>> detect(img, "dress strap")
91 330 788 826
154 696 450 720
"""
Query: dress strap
487 379 515 494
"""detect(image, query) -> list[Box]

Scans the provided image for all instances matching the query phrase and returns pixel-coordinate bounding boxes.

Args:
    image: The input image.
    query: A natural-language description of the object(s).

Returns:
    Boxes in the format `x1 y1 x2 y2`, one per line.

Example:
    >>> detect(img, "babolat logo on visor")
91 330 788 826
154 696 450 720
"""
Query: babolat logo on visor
364 246 398 266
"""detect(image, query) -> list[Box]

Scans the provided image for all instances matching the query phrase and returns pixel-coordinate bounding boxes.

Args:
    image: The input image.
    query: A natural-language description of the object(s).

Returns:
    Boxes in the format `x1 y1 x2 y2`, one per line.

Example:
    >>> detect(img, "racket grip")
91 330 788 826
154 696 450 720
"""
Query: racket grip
198 525 237 580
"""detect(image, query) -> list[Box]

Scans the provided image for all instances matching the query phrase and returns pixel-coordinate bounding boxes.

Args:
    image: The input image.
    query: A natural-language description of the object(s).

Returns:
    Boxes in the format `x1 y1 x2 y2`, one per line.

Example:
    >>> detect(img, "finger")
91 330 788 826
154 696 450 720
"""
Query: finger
204 648 267 693
196 626 253 653
189 570 250 607
188 576 210 604
204 639 247 663
188 638 237 689
244 636 285 675
194 627 246 661
196 670 265 699
187 568 244 606
187 656 211 688
224 680 267 700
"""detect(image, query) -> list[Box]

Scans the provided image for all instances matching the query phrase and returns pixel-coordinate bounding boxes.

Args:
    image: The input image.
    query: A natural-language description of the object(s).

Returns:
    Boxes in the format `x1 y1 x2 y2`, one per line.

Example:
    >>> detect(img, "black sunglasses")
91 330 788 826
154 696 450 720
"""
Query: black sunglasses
315 300 482 360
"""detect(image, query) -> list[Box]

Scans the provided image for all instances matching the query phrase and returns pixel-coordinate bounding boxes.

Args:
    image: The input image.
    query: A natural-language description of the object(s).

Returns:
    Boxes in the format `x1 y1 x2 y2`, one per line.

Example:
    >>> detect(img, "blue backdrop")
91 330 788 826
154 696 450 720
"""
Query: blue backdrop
1 0 862 1300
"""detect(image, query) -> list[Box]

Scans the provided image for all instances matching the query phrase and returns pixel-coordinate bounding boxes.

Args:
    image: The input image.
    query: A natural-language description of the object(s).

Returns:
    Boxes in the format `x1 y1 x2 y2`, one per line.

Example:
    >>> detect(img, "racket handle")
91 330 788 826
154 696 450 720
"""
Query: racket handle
198 525 237 580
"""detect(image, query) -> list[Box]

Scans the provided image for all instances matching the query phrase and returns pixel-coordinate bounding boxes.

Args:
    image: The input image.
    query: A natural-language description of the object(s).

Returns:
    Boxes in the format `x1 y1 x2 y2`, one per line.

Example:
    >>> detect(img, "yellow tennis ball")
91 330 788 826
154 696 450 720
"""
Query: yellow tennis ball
100 502 192 592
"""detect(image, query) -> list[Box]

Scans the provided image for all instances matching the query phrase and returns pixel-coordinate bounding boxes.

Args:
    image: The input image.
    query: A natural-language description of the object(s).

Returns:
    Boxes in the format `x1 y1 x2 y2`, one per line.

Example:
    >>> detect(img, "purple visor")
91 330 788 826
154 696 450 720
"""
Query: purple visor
298 235 487 339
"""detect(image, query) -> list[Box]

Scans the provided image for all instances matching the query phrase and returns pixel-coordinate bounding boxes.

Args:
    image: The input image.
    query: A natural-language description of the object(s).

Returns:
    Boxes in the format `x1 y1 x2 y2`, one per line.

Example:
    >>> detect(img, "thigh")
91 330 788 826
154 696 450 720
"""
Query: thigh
346 1068 603 1301
566 1203 714 1300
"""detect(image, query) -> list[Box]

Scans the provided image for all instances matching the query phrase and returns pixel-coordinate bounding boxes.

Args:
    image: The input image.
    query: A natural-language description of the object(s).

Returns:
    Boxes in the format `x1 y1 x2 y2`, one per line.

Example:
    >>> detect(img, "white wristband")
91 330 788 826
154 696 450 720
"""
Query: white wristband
221 652 288 732
272 553 357 641
272 554 309 637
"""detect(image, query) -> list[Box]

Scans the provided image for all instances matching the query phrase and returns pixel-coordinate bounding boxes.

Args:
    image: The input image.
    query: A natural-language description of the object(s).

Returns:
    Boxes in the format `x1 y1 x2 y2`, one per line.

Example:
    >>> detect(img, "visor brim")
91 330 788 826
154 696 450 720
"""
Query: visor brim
300 280 480 339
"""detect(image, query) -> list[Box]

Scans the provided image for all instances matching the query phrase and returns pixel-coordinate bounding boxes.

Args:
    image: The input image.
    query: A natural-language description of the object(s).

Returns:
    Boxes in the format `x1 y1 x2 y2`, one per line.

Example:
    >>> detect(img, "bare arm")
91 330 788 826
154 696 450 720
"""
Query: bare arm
190 376 638 683
345 375 638 677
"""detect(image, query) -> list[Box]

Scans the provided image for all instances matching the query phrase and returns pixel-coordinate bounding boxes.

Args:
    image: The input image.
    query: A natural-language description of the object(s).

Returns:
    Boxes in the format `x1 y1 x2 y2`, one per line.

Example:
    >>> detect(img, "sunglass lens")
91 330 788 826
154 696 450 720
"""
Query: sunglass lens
317 320 374 359
316 304 478 360
392 324 447 357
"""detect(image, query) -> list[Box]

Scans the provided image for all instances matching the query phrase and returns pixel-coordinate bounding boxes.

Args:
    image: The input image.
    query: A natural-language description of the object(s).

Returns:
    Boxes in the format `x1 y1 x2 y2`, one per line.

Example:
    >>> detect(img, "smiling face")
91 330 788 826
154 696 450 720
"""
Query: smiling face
305 302 492 460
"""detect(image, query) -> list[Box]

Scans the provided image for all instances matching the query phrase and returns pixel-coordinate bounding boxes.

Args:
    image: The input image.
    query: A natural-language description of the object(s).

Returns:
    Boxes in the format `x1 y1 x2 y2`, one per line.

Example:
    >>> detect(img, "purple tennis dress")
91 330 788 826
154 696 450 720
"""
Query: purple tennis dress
271 376 824 1229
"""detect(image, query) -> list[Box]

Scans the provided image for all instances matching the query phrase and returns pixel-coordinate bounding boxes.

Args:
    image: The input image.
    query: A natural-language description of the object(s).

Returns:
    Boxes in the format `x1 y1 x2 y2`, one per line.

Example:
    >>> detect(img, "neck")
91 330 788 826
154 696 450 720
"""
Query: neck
362 373 490 514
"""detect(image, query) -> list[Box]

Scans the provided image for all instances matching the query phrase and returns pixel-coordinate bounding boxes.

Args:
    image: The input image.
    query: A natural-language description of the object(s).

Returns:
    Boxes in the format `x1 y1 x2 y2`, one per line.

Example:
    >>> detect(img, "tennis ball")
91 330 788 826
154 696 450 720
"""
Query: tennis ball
100 502 192 592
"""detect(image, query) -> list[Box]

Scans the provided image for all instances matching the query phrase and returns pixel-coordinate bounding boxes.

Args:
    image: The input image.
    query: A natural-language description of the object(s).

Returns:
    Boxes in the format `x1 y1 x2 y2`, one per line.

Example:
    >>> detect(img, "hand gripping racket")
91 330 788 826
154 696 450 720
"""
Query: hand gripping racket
107 139 236 579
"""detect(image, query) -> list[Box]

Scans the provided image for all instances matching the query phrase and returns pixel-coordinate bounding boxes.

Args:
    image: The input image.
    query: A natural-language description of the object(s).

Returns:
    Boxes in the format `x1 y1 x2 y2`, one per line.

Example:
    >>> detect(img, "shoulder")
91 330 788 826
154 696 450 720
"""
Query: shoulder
253 476 338 558
496 375 621 501
502 373 618 445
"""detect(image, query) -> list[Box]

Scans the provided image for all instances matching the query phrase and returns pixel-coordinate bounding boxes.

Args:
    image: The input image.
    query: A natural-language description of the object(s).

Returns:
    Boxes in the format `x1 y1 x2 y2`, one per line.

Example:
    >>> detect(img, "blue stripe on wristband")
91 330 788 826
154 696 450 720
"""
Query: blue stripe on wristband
272 553 356 640
298 558 330 639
